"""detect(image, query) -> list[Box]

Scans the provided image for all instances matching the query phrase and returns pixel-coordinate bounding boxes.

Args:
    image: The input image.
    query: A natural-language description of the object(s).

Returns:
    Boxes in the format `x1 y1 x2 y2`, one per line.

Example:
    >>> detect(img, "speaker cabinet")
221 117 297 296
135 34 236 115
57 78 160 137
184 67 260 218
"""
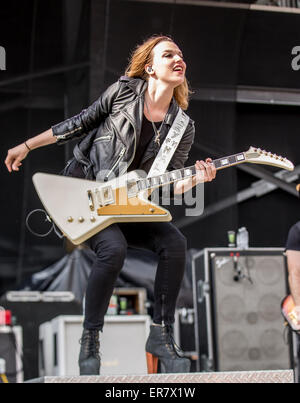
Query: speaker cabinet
0 293 82 380
39 315 151 376
0 326 23 383
192 248 293 372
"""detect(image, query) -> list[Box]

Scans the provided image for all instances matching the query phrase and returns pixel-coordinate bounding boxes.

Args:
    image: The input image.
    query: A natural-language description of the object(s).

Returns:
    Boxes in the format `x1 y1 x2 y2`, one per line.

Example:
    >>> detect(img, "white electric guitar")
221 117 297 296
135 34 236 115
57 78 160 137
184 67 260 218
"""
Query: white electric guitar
33 146 294 245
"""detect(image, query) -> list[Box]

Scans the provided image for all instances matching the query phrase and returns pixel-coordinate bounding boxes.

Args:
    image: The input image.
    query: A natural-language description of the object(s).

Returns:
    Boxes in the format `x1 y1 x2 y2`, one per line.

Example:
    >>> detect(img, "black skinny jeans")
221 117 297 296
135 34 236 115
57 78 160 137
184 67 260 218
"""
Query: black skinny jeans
83 221 187 331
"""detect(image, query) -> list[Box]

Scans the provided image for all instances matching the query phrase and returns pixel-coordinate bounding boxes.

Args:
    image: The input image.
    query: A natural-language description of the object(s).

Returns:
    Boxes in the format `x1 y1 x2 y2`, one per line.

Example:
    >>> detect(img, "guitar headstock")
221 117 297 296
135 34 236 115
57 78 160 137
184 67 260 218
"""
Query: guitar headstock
244 146 294 171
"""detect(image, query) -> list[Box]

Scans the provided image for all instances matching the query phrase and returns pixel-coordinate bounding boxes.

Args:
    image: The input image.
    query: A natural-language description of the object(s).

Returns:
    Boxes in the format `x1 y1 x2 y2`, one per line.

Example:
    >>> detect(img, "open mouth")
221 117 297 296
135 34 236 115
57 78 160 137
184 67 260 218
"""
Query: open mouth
173 65 184 72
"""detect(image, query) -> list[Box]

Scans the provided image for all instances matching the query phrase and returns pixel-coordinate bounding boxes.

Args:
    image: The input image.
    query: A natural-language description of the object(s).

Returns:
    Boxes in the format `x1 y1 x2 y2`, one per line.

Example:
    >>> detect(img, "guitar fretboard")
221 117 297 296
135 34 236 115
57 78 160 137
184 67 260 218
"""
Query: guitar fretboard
213 152 246 170
127 152 246 194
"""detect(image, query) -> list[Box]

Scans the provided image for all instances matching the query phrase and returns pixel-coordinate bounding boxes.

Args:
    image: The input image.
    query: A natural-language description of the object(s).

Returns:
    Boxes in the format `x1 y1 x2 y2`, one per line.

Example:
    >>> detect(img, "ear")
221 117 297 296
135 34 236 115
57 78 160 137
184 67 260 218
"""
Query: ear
145 65 153 75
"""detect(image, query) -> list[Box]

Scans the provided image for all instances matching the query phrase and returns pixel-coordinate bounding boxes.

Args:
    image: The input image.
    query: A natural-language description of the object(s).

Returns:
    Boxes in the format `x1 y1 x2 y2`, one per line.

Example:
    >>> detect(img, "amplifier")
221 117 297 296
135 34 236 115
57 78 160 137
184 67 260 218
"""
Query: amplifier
192 248 293 372
39 314 151 376
0 292 82 380
174 308 196 354
174 308 197 372
0 326 23 383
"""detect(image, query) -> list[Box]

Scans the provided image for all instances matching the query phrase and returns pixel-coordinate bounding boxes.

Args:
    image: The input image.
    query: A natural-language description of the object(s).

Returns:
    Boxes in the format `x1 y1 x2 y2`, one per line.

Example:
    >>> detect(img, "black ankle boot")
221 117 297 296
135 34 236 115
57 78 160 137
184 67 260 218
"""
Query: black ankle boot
145 324 191 374
78 329 101 375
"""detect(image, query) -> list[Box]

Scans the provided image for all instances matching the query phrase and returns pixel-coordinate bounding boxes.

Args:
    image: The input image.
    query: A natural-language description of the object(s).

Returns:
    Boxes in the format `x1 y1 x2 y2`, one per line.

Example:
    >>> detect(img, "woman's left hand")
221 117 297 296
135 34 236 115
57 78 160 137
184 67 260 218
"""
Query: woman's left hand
195 158 217 183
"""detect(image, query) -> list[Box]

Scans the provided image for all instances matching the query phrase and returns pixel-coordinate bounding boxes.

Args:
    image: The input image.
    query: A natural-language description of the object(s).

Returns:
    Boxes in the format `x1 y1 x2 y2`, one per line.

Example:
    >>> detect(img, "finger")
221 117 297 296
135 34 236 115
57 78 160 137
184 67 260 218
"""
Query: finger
204 164 214 181
194 161 205 181
201 160 215 181
195 160 206 170
204 158 217 180
12 158 22 171
4 156 13 173
211 164 217 178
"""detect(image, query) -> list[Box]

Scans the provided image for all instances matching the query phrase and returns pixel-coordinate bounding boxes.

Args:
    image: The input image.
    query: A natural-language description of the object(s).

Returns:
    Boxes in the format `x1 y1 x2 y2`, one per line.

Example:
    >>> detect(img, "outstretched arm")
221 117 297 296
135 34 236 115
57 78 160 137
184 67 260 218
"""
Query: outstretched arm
4 128 57 172
5 80 122 173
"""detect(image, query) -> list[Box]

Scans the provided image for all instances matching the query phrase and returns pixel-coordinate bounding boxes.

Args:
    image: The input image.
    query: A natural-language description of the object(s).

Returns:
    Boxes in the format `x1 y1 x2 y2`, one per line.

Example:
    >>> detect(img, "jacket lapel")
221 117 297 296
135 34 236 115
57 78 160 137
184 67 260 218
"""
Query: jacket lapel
121 79 147 145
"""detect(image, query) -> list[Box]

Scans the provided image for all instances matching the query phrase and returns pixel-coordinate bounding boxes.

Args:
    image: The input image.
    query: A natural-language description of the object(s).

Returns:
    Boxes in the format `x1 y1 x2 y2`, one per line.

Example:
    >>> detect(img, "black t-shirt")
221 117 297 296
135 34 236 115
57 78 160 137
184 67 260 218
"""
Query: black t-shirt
129 115 161 172
286 221 300 251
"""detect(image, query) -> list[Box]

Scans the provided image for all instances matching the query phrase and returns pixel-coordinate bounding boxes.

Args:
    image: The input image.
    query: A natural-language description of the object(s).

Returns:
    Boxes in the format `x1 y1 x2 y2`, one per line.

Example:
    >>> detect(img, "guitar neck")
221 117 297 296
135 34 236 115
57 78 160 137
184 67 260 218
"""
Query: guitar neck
212 151 246 171
135 151 246 192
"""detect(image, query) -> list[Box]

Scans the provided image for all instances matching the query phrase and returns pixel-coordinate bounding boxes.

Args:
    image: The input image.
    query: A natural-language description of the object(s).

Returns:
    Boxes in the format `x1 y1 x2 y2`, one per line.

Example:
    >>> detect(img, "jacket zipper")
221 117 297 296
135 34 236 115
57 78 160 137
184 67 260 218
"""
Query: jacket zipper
120 109 137 174
56 126 83 140
161 294 166 326
93 134 113 143
104 146 126 182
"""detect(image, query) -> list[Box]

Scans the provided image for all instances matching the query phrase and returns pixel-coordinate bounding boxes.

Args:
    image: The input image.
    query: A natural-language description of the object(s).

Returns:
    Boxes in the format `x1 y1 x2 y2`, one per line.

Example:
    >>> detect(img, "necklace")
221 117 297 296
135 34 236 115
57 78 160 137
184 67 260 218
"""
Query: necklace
144 98 167 147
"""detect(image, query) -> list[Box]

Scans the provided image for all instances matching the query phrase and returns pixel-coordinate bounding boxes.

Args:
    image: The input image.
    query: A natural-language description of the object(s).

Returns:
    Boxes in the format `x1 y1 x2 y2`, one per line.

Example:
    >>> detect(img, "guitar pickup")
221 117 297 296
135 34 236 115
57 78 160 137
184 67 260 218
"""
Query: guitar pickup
87 190 95 211
126 179 139 198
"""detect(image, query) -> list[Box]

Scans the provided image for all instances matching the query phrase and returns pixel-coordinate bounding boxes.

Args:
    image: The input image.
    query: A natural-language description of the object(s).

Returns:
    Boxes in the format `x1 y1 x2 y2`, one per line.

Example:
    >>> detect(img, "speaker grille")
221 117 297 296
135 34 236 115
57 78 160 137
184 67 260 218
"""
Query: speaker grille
211 253 290 371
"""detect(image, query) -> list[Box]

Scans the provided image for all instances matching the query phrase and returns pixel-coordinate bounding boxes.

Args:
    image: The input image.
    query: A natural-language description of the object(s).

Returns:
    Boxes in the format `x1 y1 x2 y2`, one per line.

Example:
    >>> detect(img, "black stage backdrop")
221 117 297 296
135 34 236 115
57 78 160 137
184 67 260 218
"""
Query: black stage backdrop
0 0 299 294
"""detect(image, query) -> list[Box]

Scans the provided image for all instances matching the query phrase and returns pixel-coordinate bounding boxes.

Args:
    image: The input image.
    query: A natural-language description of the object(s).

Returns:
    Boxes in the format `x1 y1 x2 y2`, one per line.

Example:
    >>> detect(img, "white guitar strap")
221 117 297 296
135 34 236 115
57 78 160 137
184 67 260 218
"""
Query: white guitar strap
147 108 190 178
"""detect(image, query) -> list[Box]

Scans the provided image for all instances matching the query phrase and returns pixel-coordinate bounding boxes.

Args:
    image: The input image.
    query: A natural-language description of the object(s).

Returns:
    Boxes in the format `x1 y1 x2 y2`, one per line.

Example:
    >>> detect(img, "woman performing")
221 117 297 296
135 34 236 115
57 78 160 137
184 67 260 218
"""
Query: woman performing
5 35 217 375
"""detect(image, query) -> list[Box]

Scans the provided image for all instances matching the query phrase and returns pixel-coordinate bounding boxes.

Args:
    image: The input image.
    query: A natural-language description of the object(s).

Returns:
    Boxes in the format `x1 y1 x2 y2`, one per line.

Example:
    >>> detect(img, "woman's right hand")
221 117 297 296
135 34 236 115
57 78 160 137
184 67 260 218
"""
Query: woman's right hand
5 143 30 173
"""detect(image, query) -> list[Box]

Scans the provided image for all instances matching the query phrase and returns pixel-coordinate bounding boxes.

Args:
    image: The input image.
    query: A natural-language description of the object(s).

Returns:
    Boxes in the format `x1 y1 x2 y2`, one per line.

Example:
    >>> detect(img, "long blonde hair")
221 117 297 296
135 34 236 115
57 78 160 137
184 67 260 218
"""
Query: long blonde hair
125 35 191 110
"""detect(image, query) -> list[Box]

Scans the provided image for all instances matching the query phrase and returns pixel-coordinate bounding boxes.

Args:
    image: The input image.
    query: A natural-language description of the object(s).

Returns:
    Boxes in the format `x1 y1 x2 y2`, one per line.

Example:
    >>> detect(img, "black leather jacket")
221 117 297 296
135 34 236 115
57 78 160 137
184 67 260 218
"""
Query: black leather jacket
52 76 195 181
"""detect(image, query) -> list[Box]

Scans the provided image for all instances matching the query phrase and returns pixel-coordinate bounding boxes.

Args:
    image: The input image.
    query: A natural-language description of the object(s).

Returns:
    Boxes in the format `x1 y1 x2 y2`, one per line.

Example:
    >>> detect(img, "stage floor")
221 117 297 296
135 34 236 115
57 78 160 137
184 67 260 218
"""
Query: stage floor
26 369 294 383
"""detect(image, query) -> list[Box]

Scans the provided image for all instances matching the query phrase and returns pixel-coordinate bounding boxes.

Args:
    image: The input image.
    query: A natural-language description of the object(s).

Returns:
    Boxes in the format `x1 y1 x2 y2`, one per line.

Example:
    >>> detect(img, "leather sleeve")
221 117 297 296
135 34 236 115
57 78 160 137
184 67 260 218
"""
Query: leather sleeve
52 81 121 145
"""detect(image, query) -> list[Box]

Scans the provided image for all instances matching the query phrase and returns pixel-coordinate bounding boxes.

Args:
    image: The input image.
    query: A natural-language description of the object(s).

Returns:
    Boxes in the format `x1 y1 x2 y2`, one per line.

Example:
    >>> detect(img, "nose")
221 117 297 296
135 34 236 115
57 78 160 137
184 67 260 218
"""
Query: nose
174 54 183 62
